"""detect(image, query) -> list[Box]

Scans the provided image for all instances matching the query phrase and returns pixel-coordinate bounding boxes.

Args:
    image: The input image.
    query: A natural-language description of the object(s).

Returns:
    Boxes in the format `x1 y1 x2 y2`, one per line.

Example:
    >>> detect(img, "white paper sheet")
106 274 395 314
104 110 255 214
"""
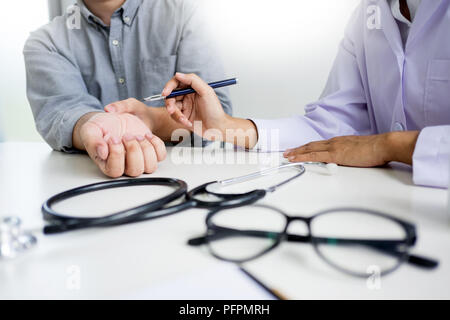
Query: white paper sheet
126 263 276 300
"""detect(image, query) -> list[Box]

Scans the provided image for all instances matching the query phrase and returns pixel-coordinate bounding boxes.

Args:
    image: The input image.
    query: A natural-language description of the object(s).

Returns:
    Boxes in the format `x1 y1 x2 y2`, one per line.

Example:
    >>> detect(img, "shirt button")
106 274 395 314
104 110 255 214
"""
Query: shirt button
123 16 130 23
392 122 405 132
118 78 125 84
112 40 119 46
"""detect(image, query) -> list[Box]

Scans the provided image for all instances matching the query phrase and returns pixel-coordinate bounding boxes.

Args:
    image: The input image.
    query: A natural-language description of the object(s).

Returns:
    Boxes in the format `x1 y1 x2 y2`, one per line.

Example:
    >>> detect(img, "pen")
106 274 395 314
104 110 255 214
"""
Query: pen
239 266 288 300
142 78 238 102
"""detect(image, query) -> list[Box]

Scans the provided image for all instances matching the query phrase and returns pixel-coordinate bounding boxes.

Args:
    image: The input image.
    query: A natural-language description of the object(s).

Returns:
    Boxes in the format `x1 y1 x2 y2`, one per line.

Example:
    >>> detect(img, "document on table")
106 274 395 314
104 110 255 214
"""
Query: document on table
126 263 276 300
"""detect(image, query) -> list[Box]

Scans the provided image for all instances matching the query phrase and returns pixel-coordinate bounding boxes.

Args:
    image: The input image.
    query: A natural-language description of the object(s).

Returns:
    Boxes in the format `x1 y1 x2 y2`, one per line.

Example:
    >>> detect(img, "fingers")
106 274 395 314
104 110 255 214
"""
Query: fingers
173 72 212 97
286 151 333 163
162 76 183 97
283 140 333 163
102 137 125 178
148 134 167 162
122 134 145 177
166 98 192 127
137 135 158 174
82 112 166 177
123 134 164 175
283 141 330 157
102 134 164 177
165 97 179 116
81 122 109 162
164 73 209 128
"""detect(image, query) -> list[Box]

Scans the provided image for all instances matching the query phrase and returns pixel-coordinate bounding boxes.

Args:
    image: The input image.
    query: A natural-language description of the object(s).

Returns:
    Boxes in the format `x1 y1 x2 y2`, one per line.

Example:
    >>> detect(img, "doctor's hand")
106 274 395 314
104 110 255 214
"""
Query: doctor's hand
283 132 419 167
161 73 258 147
162 73 229 134
73 112 166 178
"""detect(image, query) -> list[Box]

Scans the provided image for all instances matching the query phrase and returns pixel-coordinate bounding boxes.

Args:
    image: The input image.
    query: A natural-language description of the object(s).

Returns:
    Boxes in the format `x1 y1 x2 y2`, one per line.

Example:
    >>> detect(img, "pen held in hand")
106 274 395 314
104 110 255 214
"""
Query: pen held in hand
142 78 238 102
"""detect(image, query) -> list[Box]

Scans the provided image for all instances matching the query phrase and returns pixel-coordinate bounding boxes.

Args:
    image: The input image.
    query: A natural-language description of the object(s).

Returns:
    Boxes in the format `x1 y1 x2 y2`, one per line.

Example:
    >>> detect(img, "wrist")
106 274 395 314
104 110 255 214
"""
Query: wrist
145 107 160 133
72 112 101 150
220 114 234 136
221 115 258 149
384 131 420 164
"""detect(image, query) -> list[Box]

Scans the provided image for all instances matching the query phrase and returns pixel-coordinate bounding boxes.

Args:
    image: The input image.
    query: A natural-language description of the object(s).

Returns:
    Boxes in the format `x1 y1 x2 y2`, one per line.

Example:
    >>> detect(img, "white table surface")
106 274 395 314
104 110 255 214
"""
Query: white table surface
0 142 449 299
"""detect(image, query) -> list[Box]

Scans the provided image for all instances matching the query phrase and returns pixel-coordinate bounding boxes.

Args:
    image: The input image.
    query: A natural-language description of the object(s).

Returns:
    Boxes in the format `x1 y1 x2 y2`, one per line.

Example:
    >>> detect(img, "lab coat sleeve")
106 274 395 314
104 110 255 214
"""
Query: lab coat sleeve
412 126 450 188
251 5 372 151
23 26 103 152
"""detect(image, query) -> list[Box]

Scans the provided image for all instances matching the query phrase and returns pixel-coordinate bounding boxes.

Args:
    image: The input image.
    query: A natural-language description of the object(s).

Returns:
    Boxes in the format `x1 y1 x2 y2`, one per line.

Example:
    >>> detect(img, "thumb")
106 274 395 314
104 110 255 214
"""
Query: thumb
104 99 141 115
81 122 110 161
104 101 130 114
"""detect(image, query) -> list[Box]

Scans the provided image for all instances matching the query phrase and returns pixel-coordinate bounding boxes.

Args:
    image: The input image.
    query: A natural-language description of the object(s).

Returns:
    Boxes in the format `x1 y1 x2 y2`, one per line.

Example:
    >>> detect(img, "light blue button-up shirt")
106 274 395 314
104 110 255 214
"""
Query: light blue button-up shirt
24 0 232 151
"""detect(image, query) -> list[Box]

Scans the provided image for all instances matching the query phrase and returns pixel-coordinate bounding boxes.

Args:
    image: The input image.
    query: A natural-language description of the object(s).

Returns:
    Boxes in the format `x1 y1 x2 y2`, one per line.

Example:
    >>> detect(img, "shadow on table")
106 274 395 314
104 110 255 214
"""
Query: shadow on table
41 150 107 180
380 194 449 228
383 162 414 186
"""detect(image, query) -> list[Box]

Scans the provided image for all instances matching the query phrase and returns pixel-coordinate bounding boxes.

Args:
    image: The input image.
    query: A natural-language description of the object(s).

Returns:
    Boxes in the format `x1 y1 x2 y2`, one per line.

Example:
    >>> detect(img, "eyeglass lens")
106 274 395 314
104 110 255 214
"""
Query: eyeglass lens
206 206 409 276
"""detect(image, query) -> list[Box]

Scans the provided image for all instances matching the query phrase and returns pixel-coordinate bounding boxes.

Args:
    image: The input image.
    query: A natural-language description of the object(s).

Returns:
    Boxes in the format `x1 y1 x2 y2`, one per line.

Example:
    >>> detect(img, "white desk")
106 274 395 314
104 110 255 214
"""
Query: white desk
0 142 449 299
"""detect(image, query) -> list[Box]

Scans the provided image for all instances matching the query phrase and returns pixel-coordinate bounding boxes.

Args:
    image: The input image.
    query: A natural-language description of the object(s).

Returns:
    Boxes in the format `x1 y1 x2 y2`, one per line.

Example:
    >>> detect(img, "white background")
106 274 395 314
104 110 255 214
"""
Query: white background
0 0 360 142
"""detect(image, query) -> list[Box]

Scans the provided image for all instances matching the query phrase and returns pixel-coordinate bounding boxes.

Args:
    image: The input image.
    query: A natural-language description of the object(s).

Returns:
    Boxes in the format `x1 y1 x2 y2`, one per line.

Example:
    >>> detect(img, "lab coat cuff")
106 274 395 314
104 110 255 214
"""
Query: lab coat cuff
250 118 283 152
250 116 324 152
412 126 450 188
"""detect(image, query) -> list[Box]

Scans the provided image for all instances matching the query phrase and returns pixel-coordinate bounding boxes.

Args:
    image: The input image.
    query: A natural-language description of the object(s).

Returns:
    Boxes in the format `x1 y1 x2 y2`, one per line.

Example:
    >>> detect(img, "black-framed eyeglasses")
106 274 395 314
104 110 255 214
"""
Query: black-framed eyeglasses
188 205 439 277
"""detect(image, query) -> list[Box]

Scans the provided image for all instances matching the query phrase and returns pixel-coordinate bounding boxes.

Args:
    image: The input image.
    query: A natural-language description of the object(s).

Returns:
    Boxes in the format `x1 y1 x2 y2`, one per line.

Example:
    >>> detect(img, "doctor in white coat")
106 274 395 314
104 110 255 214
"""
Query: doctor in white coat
110 0 450 188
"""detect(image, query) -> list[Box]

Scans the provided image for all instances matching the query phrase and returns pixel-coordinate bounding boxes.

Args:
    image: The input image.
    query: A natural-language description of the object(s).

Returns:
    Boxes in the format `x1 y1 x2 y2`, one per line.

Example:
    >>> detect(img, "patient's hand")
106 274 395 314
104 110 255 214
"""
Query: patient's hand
73 112 166 178
104 98 189 143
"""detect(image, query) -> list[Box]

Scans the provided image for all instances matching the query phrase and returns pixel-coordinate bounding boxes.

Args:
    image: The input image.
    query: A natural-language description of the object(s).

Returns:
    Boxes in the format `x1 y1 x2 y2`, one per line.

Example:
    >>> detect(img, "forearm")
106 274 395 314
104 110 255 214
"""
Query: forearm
221 116 258 149
384 131 420 165
72 112 101 150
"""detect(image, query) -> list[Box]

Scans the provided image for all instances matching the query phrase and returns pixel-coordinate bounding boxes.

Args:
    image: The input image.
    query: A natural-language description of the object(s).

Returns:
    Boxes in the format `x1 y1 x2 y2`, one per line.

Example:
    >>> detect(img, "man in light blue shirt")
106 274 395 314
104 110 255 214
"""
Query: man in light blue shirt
24 0 232 177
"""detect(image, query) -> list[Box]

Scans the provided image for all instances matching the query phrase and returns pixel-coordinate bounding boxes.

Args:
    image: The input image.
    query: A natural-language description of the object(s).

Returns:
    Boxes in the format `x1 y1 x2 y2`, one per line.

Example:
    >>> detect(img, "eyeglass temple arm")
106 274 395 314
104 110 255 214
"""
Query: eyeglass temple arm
187 231 438 269
289 235 439 269
188 229 277 246
189 230 407 249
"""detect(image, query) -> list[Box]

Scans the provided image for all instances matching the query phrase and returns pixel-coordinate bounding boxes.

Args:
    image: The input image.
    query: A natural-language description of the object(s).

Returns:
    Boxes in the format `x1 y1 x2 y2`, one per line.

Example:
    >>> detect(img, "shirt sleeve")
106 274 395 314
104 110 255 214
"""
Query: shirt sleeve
176 0 232 116
413 125 450 188
251 5 372 151
23 28 103 152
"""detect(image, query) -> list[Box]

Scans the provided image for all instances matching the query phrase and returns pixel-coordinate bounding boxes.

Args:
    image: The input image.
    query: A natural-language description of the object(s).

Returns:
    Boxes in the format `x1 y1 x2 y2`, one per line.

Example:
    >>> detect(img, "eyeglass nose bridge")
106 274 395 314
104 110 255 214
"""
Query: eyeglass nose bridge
286 215 311 223
282 215 313 242
285 215 313 229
